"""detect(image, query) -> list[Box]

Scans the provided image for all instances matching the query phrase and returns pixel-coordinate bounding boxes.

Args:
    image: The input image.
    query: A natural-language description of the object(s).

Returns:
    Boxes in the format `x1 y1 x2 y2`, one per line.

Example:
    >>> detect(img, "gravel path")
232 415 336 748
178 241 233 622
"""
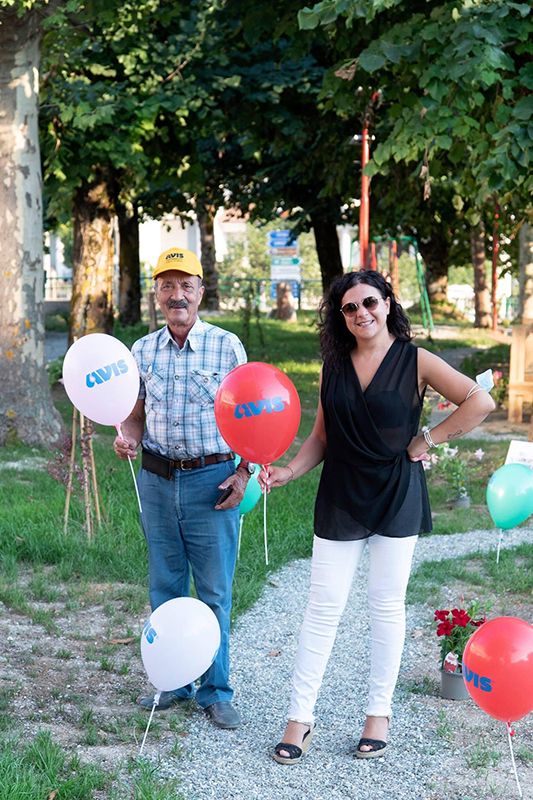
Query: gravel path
146 526 532 800
45 331 68 362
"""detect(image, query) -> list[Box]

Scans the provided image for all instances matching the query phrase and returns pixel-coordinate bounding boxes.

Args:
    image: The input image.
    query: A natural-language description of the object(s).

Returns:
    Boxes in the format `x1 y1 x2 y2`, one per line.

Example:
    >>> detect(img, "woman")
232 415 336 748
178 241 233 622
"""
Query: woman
260 271 494 764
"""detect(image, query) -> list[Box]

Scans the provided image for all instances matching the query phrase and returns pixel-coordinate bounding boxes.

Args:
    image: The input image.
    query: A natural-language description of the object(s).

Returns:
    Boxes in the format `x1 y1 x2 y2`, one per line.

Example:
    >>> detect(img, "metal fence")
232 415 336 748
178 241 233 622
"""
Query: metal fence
44 275 72 301
216 277 322 312
47 273 520 322
139 276 323 313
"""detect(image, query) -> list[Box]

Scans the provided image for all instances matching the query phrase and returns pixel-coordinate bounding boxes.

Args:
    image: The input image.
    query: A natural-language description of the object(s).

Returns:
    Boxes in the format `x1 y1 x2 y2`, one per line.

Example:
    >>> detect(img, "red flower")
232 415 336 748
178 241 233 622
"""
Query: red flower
451 608 471 627
472 616 486 627
434 609 450 622
437 620 455 637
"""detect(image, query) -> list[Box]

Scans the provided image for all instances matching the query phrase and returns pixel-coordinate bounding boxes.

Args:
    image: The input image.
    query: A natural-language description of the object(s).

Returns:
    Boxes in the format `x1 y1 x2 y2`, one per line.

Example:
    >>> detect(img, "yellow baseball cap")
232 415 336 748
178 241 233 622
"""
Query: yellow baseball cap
152 247 203 280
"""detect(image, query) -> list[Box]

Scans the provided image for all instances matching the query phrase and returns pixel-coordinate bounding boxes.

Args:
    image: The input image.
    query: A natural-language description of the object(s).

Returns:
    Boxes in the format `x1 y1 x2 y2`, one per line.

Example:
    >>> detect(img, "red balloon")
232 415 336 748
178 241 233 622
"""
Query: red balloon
214 362 301 464
462 617 533 722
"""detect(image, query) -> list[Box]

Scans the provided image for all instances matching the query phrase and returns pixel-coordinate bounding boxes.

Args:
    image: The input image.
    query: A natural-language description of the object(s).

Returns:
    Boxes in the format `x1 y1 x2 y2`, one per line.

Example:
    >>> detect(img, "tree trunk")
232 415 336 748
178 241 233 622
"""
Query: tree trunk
70 178 115 344
116 201 141 326
198 207 219 311
518 222 533 324
276 282 297 322
417 235 449 302
310 214 344 292
471 222 491 328
147 289 158 333
0 9 62 447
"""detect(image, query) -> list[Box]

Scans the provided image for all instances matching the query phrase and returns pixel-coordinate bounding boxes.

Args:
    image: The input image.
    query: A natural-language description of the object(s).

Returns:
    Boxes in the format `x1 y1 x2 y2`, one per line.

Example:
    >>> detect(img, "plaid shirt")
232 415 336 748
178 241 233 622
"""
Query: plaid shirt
132 318 247 459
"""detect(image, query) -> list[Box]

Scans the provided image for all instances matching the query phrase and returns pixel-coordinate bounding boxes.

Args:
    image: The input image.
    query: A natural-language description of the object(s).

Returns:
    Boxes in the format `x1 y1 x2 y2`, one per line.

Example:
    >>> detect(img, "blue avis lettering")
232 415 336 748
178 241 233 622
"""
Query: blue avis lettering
463 663 492 692
143 619 158 644
234 396 285 419
86 359 129 388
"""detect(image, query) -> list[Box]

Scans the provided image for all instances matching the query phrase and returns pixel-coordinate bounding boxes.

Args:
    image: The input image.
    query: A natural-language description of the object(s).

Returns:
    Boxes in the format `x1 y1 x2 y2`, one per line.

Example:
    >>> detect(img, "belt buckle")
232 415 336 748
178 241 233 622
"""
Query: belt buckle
180 459 193 471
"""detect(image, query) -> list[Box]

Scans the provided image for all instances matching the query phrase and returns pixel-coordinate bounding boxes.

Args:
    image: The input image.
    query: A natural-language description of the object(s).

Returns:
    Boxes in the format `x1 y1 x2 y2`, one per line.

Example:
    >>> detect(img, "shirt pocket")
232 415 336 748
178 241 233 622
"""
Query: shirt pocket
142 370 165 407
189 370 220 406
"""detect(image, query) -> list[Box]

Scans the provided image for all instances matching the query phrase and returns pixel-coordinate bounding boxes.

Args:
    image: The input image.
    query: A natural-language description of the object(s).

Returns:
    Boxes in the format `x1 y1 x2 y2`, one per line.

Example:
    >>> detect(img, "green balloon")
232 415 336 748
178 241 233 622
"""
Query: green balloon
486 463 533 530
235 459 262 515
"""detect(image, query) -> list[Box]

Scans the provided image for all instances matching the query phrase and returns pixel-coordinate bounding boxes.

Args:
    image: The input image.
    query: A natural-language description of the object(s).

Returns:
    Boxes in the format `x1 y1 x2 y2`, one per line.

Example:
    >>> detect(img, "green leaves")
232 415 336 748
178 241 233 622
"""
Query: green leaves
302 0 533 209
512 95 533 121
358 49 386 73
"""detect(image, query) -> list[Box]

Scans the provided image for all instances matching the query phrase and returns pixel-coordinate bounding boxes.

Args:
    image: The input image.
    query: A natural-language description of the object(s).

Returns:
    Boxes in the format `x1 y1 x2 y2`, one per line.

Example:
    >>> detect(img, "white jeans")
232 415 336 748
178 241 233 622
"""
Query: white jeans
288 534 418 725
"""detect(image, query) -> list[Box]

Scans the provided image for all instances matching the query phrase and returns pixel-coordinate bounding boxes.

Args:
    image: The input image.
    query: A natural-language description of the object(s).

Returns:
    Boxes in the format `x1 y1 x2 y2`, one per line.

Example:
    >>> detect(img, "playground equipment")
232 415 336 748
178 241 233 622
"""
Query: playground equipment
350 234 434 334
400 235 434 333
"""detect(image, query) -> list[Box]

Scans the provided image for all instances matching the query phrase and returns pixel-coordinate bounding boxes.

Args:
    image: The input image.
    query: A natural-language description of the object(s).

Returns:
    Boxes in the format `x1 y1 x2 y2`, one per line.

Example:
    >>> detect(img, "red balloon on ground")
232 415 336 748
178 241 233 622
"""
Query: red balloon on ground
214 362 301 464
462 616 533 723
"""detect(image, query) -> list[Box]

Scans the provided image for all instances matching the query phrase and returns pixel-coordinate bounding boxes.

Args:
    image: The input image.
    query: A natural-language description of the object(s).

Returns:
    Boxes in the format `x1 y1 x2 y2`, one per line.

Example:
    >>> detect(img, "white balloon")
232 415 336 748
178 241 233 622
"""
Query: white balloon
62 333 140 426
141 598 221 692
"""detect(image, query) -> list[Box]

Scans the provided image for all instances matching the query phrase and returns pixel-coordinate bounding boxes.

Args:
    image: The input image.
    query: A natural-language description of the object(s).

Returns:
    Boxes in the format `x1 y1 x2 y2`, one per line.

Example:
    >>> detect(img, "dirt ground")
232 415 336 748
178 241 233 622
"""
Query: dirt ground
403 587 533 800
1 563 532 800
3 336 532 798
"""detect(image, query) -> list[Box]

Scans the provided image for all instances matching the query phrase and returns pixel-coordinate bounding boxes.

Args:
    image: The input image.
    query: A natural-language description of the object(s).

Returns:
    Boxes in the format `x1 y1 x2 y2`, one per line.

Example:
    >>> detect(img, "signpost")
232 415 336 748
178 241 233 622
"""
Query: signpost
270 256 300 266
268 230 296 248
267 230 301 313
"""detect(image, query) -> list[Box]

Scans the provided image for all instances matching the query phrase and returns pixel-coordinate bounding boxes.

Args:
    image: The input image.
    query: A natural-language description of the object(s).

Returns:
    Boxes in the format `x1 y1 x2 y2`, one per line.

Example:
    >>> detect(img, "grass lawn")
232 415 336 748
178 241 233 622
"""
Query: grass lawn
4 317 515 613
0 314 530 797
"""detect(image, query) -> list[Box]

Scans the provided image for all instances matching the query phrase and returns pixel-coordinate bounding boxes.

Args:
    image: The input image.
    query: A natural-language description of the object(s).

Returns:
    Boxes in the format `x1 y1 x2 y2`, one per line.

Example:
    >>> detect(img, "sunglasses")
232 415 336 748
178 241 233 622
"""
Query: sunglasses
340 296 380 316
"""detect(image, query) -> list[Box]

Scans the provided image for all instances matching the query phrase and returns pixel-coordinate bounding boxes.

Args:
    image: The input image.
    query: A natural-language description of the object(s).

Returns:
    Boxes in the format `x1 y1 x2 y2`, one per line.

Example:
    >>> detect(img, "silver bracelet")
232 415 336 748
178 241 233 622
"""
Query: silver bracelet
465 385 484 401
286 465 294 482
424 429 437 449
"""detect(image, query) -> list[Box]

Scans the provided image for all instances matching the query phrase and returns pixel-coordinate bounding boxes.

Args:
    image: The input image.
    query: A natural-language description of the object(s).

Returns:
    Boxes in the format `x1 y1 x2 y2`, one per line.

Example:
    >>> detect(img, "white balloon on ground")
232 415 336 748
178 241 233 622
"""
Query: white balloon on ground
62 333 139 426
141 597 221 692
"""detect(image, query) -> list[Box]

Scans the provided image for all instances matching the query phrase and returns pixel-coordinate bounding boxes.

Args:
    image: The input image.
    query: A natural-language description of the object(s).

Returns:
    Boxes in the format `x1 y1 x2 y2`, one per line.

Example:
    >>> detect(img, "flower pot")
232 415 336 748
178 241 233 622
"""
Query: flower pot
448 495 470 510
440 669 470 701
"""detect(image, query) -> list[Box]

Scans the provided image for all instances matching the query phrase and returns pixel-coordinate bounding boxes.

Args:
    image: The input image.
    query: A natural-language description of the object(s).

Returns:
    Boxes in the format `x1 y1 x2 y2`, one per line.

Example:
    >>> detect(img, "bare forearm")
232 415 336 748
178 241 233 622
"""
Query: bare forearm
286 432 327 480
114 398 146 459
429 393 494 444
121 414 145 447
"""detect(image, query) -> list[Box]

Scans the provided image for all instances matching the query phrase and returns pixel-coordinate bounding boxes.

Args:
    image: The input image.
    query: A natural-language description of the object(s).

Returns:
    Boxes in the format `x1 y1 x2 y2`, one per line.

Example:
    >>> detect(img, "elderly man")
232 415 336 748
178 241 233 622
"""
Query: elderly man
114 247 253 729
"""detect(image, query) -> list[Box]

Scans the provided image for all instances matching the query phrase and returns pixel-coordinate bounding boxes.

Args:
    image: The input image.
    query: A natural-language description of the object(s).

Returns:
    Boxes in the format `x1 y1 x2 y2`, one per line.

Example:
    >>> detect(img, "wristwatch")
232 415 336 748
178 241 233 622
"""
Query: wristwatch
237 460 255 476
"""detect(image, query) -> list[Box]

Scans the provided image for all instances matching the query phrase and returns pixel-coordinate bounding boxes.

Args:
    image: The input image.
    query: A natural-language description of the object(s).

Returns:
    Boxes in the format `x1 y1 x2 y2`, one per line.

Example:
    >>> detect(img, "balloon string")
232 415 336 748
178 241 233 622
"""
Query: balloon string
238 514 244 560
506 722 523 798
496 528 503 564
139 690 161 755
116 424 143 514
262 464 269 566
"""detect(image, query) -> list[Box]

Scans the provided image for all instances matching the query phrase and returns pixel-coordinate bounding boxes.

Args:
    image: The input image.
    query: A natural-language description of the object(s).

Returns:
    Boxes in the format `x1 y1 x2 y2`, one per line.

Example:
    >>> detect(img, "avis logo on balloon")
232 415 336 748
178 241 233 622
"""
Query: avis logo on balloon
462 662 492 692
86 359 129 388
234 396 285 418
143 619 158 645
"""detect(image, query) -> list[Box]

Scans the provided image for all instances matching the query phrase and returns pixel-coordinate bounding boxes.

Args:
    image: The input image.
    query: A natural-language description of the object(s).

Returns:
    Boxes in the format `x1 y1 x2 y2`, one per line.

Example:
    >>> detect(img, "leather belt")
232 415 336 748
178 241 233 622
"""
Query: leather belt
176 452 235 470
142 448 235 480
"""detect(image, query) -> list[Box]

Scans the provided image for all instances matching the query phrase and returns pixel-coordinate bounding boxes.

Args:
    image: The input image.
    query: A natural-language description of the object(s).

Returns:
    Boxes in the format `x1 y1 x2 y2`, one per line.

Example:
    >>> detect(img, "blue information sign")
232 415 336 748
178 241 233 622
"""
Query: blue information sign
270 281 300 299
268 229 295 247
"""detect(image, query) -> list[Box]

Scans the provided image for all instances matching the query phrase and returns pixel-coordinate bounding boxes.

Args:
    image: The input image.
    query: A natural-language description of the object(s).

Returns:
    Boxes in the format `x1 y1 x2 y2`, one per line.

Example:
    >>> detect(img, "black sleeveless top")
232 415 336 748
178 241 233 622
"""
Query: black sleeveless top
314 339 432 540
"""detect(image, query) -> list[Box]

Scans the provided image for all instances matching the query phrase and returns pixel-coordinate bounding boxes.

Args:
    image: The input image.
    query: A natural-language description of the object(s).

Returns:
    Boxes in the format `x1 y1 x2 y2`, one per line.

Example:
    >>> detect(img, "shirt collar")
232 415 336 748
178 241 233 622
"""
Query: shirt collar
186 317 206 351
157 316 206 352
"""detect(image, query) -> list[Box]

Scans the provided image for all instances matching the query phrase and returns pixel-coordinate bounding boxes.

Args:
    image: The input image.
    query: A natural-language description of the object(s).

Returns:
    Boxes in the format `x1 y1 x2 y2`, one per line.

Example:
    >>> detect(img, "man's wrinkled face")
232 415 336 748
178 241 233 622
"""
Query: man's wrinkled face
154 270 204 329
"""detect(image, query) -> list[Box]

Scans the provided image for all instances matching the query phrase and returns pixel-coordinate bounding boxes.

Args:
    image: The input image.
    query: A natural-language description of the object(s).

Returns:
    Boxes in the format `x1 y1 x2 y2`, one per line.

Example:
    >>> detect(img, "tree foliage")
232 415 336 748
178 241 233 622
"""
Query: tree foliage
301 1 533 207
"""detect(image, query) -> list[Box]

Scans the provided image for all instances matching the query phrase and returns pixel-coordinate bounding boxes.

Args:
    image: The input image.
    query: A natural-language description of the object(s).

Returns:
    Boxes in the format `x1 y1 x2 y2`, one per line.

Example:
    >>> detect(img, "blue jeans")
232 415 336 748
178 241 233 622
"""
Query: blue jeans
138 460 239 708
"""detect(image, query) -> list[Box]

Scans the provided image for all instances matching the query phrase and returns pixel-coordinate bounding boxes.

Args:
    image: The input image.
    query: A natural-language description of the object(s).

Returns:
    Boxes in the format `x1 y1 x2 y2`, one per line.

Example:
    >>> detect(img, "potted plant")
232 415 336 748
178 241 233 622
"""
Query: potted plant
434 599 492 700
426 443 485 509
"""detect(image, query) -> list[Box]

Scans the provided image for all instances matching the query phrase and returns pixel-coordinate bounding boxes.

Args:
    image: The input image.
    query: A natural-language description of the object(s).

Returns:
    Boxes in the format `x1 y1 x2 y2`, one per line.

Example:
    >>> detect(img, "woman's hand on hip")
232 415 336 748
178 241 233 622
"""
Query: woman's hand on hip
407 434 430 463
258 465 293 493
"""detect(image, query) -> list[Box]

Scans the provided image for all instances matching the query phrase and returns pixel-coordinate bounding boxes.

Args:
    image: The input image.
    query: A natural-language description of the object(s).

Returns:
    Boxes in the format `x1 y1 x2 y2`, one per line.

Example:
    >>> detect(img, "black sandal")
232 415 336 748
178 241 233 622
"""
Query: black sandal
272 724 315 765
355 737 387 759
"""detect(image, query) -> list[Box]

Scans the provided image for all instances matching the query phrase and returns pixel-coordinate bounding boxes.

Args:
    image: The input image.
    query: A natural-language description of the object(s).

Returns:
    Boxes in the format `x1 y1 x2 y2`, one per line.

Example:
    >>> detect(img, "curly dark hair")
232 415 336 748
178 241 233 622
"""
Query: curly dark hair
318 271 412 369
